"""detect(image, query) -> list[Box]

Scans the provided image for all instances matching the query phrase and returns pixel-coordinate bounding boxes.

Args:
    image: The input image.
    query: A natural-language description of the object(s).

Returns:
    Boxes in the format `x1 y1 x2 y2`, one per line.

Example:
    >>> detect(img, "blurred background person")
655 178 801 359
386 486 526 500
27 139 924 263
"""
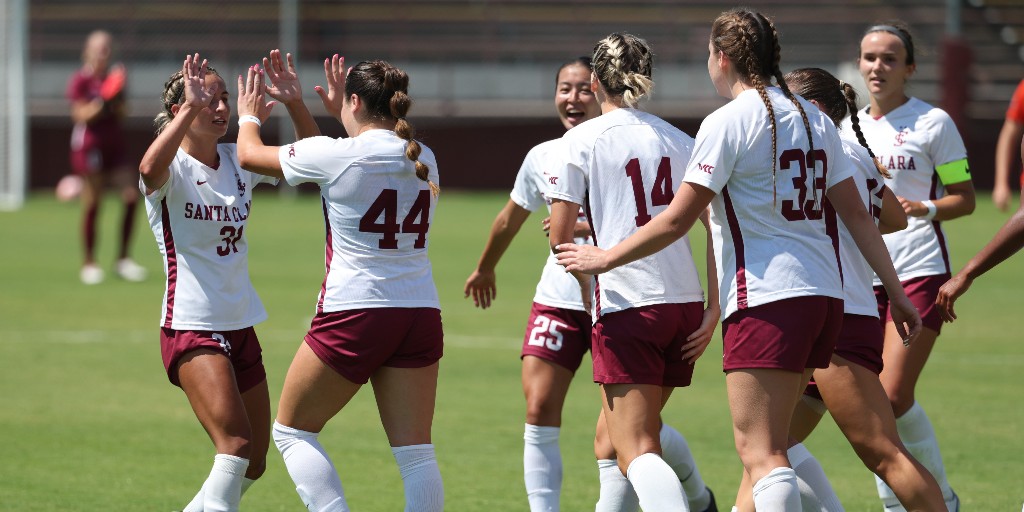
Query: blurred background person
993 78 1024 211
66 29 146 284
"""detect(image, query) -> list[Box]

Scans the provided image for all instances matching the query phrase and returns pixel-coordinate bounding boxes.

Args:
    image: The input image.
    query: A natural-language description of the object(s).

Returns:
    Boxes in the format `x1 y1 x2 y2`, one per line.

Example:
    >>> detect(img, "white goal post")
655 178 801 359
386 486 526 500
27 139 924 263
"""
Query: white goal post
0 0 27 211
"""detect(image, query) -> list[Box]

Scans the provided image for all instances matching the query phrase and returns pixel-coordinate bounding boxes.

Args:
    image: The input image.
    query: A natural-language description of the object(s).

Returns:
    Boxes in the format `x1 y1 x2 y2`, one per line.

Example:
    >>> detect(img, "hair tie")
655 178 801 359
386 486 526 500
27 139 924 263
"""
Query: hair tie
865 25 914 60
838 79 847 89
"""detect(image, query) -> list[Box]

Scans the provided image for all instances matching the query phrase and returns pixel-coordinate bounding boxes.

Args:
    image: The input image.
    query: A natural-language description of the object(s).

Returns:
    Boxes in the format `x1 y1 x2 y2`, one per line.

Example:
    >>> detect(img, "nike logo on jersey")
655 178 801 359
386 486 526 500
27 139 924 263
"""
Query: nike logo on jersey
197 180 208 185
696 163 714 174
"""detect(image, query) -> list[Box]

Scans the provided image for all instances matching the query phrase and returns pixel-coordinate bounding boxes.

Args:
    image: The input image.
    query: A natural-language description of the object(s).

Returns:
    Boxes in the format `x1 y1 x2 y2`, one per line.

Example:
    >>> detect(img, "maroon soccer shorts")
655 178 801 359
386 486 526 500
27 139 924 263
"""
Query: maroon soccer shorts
722 296 843 372
591 302 704 387
520 302 592 373
303 307 443 384
874 273 951 334
161 326 266 392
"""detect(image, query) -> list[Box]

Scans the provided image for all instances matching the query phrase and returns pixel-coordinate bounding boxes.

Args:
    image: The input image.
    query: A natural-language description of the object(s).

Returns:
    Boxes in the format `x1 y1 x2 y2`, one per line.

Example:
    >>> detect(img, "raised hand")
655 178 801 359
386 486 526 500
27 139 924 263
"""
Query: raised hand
315 54 346 119
181 53 214 109
263 49 303 105
236 64 276 123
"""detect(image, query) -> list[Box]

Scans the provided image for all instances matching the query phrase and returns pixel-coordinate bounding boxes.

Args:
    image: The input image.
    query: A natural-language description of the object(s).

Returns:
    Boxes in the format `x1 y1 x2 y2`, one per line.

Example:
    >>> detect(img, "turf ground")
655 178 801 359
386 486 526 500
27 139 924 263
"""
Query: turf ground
0 190 1021 511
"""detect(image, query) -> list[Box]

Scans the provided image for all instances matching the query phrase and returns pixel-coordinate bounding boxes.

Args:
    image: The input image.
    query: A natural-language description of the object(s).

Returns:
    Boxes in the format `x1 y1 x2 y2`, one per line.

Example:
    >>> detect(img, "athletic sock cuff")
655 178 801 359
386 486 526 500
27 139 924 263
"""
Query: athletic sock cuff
524 424 561 444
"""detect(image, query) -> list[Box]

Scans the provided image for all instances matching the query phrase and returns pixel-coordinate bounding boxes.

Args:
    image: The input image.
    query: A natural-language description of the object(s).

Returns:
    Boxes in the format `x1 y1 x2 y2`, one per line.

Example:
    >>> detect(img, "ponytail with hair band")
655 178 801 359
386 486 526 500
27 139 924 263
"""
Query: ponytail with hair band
842 82 891 178
390 89 439 197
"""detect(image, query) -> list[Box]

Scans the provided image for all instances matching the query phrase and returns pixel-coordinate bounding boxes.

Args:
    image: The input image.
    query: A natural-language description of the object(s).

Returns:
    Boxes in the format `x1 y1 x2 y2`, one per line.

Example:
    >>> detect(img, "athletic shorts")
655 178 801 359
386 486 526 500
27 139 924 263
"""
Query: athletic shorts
304 307 443 384
70 127 125 175
591 302 704 387
722 296 843 373
804 313 884 400
874 273 950 334
160 326 266 393
520 302 592 373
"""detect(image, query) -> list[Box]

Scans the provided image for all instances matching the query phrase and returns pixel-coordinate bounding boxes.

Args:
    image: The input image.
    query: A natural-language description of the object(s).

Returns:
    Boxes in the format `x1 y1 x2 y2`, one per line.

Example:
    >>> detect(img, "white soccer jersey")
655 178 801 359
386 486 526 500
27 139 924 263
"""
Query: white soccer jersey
510 138 591 311
684 88 855 320
842 97 968 282
546 108 705 318
837 138 888 317
143 144 277 330
279 130 440 313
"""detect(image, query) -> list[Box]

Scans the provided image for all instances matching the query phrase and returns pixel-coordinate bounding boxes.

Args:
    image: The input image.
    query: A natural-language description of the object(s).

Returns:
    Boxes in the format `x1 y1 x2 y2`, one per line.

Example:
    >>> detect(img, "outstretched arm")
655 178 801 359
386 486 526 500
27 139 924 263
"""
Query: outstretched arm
263 49 320 140
555 182 715 274
464 200 532 309
937 205 1024 322
138 54 212 192
236 65 284 179
680 209 720 364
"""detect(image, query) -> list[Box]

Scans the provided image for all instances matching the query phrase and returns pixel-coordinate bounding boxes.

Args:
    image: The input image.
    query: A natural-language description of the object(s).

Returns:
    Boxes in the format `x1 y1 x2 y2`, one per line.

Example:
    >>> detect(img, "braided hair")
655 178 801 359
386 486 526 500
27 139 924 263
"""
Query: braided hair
785 67 890 178
347 60 439 196
592 33 654 108
711 9 816 207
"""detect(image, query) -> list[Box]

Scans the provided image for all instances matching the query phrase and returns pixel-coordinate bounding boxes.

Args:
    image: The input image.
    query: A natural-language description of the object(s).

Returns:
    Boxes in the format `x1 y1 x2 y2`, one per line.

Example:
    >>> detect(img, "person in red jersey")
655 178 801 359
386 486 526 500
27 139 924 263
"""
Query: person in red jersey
66 30 146 284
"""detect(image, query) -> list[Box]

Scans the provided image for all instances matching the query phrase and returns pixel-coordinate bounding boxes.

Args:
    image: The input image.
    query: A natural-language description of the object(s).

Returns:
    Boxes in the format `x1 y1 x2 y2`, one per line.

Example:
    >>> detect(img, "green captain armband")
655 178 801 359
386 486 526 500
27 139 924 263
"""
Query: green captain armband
936 158 971 185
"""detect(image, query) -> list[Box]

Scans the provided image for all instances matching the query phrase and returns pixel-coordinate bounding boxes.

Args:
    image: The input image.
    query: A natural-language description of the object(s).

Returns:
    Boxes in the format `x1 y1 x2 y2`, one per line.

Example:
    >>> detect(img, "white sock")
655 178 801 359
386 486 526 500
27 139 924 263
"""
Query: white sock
594 459 638 512
182 477 256 512
198 454 248 512
789 443 844 511
625 453 690 511
273 422 349 512
877 402 955 510
660 423 711 511
752 467 801 512
524 424 561 512
392 444 444 512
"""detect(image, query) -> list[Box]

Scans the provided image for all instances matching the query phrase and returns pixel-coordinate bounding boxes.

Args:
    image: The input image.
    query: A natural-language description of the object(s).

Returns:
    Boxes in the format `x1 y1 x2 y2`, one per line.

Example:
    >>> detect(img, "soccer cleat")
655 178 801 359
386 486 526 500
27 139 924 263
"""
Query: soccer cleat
80 263 104 285
115 258 147 282
701 486 718 512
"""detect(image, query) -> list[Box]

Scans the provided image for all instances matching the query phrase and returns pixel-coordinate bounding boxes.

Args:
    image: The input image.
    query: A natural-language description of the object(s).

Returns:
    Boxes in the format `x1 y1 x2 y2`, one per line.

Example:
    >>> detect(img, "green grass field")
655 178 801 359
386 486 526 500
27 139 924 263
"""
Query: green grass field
1 190 1021 511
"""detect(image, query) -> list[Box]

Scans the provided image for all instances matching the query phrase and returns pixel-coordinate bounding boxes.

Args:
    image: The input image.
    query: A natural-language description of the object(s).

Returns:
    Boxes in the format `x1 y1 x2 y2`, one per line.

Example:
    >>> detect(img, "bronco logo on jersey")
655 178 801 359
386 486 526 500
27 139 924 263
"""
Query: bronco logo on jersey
288 144 296 158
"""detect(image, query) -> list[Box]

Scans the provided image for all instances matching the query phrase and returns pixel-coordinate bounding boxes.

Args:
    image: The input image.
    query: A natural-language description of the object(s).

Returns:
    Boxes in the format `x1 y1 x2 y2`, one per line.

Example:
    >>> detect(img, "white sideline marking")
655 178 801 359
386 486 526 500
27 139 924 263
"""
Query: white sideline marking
0 330 521 350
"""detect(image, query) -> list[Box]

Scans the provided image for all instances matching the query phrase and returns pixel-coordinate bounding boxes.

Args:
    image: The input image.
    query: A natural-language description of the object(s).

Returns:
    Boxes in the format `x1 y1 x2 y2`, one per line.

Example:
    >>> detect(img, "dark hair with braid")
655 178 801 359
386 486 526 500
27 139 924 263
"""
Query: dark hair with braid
555 56 593 83
785 68 891 178
153 65 220 136
592 33 654 108
711 8 816 207
347 60 439 196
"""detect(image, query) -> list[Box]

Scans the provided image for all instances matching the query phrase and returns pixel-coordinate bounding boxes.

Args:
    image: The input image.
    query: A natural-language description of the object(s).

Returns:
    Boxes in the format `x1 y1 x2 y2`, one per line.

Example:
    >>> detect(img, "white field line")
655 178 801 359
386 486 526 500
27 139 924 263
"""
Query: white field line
0 329 521 350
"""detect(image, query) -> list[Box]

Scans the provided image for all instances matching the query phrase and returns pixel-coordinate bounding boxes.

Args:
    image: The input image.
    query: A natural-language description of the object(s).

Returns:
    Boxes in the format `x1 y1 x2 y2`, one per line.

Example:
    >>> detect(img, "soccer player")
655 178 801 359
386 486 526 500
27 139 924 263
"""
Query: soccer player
236 54 444 512
138 53 289 512
993 78 1024 211
554 9 921 510
845 21 976 511
546 32 719 512
67 30 146 284
464 56 715 512
734 67 947 512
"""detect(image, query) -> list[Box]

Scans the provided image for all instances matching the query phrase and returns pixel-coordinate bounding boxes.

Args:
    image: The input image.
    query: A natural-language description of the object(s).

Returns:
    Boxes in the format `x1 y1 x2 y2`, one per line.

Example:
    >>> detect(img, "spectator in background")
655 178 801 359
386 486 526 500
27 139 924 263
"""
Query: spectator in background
994 78 1024 211
66 29 146 284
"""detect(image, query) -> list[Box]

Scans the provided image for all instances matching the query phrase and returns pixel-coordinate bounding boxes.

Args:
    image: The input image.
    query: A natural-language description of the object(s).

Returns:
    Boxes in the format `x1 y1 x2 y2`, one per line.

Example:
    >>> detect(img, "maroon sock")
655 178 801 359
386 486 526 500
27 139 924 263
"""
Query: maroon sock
84 203 99 264
119 200 138 260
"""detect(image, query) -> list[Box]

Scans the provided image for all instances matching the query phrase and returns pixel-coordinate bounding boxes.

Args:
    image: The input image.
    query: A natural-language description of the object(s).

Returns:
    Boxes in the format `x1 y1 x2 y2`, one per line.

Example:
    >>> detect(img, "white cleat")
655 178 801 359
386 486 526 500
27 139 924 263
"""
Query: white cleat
80 264 104 285
115 258 147 282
